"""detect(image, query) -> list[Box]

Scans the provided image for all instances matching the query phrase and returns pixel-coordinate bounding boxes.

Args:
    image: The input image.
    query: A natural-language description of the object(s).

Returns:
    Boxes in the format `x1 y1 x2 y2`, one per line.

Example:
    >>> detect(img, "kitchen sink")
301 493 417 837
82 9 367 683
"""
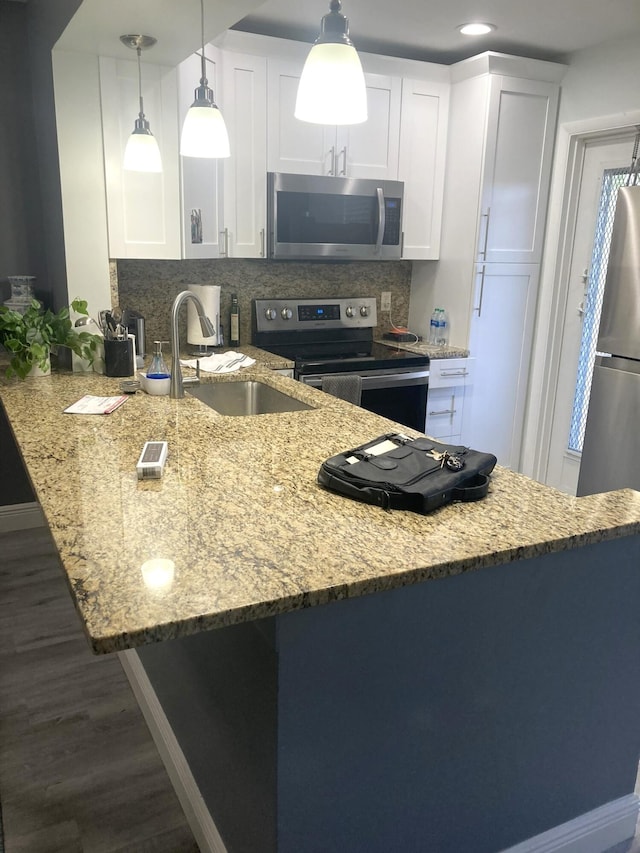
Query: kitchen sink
188 379 315 416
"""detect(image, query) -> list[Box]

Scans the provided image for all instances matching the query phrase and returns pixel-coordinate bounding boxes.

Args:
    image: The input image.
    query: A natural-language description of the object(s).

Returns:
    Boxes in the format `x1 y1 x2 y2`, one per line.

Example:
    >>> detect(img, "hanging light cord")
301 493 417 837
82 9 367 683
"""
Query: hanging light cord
135 46 145 119
199 0 207 87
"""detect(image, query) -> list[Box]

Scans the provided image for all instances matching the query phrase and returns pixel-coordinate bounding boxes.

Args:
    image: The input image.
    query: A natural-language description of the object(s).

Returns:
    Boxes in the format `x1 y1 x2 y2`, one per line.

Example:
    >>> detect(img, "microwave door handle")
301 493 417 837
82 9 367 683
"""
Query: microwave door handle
375 187 385 254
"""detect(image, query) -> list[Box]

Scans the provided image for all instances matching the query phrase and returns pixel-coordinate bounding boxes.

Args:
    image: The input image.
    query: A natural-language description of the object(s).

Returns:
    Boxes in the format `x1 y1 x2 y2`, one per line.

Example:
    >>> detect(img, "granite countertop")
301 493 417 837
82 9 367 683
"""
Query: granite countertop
376 339 470 359
1 355 639 654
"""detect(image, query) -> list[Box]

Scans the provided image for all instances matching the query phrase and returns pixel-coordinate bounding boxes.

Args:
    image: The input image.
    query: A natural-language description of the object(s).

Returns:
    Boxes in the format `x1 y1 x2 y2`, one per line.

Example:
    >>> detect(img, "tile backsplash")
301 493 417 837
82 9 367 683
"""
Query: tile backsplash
114 258 412 351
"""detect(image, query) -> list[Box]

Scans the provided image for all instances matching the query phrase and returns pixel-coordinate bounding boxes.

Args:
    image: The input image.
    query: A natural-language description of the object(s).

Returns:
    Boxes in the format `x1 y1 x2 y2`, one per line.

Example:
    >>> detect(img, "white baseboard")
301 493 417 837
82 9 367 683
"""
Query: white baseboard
502 793 639 853
0 502 45 533
118 649 228 853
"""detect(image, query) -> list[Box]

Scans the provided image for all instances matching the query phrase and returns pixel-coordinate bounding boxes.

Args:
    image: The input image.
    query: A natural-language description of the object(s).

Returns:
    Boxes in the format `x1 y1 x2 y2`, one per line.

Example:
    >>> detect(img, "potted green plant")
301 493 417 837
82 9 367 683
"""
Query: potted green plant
0 298 101 379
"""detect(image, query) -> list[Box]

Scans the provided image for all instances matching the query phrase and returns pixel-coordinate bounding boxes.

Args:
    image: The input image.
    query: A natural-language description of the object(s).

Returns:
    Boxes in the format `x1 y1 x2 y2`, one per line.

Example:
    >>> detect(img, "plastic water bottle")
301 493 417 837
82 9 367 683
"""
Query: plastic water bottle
428 309 440 345
436 309 449 346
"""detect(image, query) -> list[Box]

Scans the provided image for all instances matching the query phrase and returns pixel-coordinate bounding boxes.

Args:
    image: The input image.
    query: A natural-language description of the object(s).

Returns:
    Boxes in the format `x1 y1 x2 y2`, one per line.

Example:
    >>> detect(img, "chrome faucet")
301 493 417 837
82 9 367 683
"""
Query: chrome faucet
169 290 216 398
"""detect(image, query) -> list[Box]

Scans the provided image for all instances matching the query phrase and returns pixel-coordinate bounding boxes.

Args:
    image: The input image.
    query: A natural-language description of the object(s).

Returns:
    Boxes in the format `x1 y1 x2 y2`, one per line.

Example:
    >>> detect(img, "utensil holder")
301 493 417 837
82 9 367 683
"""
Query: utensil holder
104 338 134 377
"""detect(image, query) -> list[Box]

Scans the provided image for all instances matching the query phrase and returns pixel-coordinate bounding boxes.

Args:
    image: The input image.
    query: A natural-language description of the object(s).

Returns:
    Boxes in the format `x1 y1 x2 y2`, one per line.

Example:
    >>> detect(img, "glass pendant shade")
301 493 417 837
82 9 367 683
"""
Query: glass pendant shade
295 0 368 126
123 123 163 172
295 42 367 125
180 0 231 159
180 91 230 158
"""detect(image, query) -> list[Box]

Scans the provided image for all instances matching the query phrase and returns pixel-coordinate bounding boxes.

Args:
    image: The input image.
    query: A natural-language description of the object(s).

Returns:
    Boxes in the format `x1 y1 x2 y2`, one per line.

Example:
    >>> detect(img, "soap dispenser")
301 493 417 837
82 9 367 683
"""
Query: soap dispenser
147 341 170 379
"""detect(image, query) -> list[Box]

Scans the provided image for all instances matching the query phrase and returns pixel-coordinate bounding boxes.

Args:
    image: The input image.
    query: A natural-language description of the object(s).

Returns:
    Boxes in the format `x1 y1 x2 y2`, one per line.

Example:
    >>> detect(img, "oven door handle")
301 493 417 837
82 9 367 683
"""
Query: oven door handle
375 187 385 255
303 369 429 391
361 370 429 390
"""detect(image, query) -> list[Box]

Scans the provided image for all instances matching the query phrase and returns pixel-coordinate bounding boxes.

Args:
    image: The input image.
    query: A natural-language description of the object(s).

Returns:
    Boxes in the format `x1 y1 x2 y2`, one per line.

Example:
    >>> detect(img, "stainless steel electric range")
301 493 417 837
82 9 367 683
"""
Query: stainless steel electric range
253 297 429 432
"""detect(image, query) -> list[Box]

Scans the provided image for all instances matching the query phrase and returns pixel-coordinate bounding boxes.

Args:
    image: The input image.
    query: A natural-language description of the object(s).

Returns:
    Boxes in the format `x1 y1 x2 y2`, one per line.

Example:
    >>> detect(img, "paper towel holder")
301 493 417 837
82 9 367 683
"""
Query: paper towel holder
187 283 221 351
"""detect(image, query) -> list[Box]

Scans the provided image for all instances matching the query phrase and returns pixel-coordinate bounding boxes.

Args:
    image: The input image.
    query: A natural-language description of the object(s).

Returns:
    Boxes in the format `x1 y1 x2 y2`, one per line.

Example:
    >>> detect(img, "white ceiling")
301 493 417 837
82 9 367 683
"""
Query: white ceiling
233 0 640 64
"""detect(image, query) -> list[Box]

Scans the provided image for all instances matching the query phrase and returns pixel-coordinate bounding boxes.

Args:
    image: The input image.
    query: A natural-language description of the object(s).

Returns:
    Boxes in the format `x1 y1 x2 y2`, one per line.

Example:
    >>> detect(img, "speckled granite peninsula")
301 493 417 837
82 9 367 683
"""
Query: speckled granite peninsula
0 361 637 654
2 358 640 853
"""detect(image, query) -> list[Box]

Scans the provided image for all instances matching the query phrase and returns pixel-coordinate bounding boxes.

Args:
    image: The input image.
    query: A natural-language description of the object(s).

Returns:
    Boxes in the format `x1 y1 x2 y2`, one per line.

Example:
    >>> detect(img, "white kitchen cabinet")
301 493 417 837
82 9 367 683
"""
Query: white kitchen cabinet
477 75 559 265
221 51 267 258
463 263 539 469
267 59 401 180
100 56 181 259
398 77 449 260
418 54 564 472
425 357 473 442
179 48 267 260
179 46 224 259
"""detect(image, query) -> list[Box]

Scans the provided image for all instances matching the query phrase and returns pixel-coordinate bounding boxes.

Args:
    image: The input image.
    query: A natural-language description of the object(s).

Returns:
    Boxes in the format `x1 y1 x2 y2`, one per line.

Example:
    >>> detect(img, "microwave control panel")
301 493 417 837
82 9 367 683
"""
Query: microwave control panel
383 198 402 245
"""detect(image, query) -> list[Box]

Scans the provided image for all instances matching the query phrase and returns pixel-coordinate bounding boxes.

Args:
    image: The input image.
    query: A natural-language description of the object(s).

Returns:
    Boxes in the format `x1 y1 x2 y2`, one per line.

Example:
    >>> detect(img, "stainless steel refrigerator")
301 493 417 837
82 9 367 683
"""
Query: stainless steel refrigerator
577 184 640 496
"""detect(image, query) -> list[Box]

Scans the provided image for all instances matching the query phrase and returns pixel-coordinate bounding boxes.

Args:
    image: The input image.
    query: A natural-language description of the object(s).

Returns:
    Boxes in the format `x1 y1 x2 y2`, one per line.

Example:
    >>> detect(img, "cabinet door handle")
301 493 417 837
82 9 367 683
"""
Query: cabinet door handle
328 146 336 175
219 227 229 257
478 207 491 259
260 228 265 258
474 266 486 317
339 146 347 175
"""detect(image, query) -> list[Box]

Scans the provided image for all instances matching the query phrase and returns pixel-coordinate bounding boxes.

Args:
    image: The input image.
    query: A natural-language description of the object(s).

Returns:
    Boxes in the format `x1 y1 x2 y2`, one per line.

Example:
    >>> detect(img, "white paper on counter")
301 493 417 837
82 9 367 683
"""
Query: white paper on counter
64 395 128 415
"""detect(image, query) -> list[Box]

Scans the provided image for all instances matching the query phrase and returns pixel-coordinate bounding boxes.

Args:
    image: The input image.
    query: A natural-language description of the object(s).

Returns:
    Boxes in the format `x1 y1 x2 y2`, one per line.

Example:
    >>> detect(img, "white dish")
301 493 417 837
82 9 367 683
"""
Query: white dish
138 372 170 396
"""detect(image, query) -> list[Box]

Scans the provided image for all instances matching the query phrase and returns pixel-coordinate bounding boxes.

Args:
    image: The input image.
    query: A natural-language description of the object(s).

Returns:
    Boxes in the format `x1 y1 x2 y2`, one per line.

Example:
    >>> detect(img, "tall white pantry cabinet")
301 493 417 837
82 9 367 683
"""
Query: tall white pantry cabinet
424 53 565 470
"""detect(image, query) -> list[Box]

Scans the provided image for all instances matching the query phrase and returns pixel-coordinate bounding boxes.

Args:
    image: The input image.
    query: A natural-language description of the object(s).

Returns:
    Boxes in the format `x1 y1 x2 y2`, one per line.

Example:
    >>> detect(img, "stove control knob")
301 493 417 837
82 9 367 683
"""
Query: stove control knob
345 305 354 318
281 307 293 320
264 307 277 321
360 305 369 317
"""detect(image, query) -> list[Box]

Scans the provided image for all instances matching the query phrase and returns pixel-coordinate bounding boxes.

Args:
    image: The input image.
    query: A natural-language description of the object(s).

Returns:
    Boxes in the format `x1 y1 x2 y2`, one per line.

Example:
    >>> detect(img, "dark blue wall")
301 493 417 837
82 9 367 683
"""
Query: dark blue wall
137 534 640 852
276 536 640 852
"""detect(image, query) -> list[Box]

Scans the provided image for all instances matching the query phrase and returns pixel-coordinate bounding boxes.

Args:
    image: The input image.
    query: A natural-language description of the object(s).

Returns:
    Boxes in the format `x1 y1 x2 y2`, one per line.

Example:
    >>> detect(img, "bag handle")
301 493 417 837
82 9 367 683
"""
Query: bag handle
451 473 491 502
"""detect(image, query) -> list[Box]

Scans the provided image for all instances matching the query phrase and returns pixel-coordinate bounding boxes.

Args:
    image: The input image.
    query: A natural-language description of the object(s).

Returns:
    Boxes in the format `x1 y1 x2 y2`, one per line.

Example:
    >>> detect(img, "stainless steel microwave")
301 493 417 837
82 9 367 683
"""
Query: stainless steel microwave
267 172 404 261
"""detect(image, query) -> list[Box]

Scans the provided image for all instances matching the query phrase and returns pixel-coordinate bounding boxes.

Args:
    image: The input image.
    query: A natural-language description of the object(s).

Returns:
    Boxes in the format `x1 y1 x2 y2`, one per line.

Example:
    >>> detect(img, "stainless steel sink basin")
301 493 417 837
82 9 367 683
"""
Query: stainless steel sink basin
188 380 315 416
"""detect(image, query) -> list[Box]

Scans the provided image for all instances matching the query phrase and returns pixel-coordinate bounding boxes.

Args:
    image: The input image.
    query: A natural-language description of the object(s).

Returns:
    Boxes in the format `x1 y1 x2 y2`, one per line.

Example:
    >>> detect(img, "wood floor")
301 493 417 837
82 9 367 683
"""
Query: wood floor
0 525 199 852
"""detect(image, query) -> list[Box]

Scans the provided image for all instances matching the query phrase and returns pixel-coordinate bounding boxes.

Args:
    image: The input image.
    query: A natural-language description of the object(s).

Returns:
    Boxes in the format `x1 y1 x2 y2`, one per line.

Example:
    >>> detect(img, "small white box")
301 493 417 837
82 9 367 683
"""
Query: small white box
136 441 168 479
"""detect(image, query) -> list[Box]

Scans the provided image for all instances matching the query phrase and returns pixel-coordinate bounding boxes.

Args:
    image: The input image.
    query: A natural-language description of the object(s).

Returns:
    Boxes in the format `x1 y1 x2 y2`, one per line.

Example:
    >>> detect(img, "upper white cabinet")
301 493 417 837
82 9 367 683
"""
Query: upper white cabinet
179 47 267 260
221 51 267 258
100 56 181 259
477 75 559 265
398 77 449 260
179 46 224 259
267 59 401 180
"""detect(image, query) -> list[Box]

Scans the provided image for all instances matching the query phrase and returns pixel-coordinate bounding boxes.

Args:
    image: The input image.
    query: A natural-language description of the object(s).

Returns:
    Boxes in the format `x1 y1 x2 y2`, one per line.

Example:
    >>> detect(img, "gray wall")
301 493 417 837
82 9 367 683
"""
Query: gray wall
0 0 80 309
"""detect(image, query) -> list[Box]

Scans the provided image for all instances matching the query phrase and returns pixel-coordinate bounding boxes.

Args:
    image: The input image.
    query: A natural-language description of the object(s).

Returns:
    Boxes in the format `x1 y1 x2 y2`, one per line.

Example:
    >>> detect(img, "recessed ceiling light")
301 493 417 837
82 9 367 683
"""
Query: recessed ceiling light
458 22 496 36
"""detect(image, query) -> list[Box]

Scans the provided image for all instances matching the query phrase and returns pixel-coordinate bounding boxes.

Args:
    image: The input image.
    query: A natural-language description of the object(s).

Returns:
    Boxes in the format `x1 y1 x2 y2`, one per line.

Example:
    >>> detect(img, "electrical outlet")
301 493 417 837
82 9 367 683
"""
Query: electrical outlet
381 291 392 312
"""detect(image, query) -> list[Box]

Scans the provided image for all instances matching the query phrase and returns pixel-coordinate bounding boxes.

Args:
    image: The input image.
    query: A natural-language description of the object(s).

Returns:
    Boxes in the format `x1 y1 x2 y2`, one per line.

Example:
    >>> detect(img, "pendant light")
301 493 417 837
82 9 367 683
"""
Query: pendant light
180 0 230 158
120 35 163 173
295 0 367 126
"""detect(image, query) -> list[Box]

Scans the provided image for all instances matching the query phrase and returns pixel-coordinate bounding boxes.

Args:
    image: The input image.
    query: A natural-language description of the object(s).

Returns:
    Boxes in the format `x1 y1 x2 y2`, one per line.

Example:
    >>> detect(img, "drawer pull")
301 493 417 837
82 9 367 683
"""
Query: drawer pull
440 369 468 377
429 408 457 417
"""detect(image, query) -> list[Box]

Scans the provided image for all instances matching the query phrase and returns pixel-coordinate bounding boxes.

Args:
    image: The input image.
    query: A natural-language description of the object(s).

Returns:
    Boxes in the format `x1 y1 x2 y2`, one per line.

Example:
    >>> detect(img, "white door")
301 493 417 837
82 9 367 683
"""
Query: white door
463 263 539 470
545 135 634 493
